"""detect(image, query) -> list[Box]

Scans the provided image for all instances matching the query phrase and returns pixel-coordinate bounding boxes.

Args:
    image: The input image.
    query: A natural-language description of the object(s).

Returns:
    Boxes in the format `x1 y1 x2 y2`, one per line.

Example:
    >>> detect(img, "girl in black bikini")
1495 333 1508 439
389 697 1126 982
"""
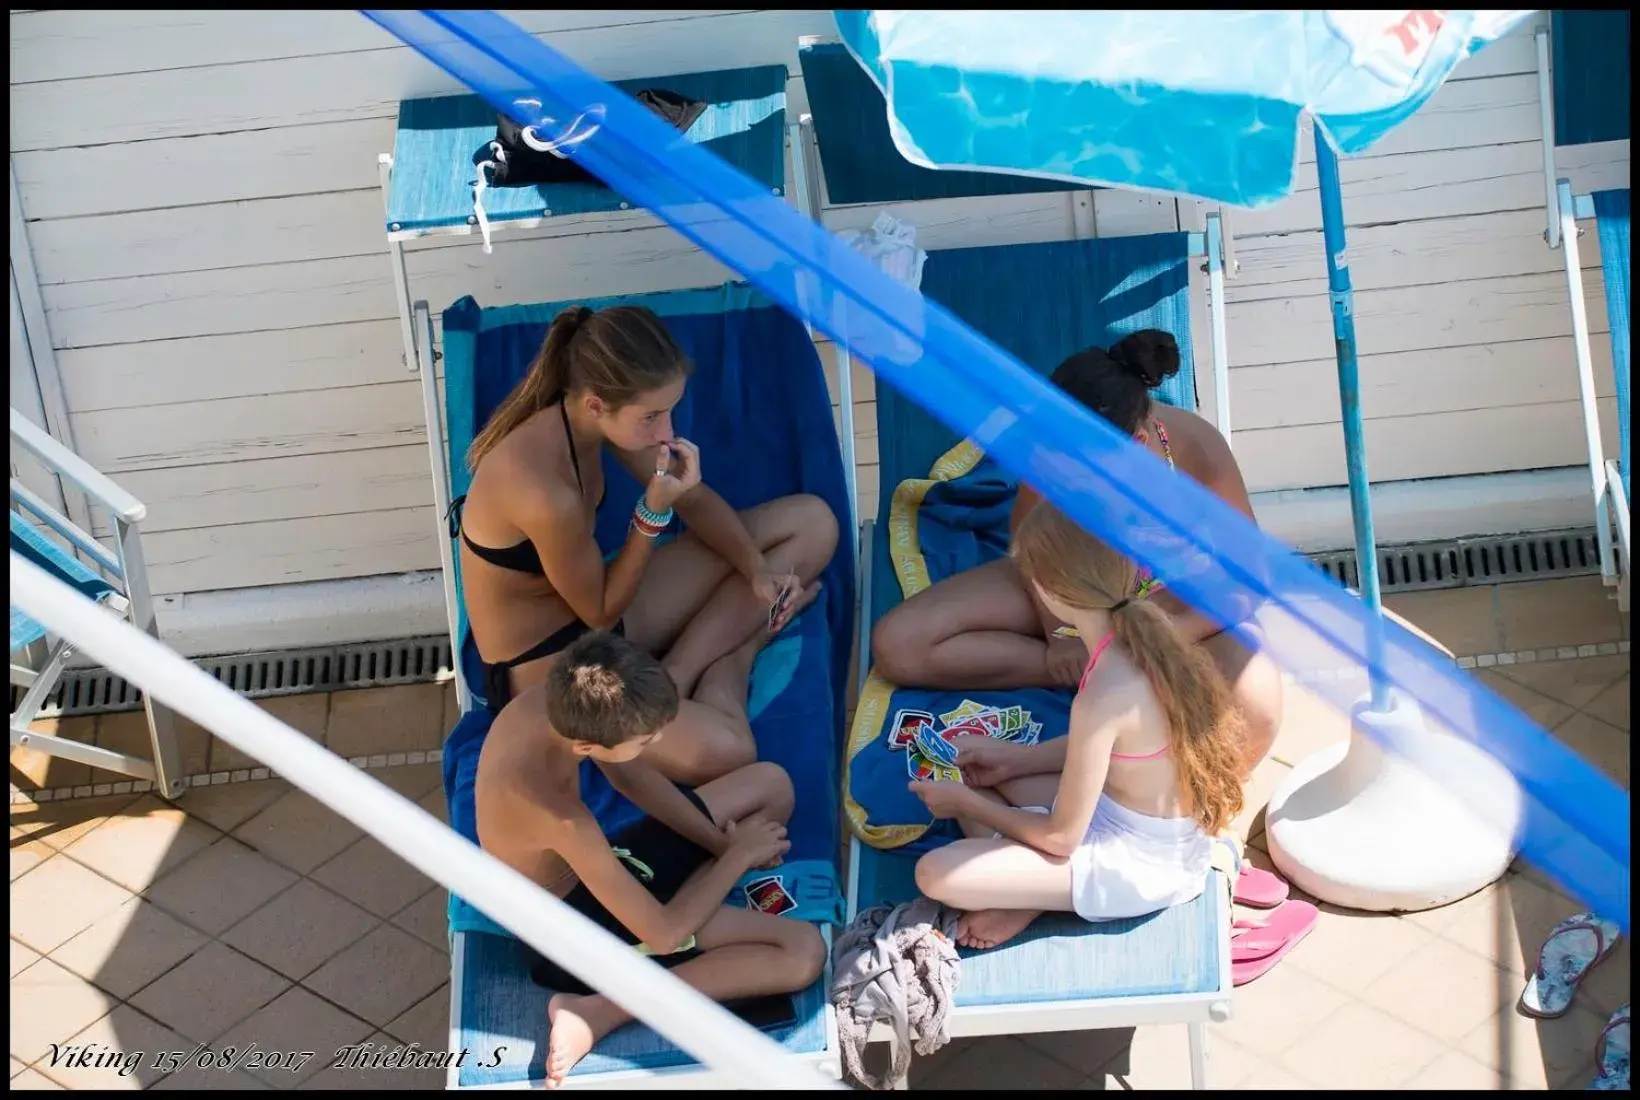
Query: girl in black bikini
452 304 839 787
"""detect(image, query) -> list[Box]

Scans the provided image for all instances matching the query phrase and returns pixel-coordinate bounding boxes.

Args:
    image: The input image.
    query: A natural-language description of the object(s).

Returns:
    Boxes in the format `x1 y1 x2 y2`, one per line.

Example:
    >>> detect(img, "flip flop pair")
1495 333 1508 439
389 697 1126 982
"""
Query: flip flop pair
1231 899 1319 986
1519 911 1622 1019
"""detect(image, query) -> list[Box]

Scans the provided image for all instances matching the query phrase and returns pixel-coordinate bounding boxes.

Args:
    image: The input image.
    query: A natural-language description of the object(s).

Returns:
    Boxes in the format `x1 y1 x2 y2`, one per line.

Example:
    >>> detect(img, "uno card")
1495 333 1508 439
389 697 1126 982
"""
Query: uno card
942 719 993 743
906 749 938 782
939 699 988 726
913 724 960 768
1001 705 1027 733
743 875 797 917
933 764 964 784
974 709 1004 737
888 708 934 752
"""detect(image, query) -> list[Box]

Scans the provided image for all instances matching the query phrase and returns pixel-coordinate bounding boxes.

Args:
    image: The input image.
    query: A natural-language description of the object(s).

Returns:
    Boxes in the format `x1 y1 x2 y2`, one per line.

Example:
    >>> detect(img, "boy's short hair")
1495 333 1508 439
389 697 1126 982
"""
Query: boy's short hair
543 631 679 747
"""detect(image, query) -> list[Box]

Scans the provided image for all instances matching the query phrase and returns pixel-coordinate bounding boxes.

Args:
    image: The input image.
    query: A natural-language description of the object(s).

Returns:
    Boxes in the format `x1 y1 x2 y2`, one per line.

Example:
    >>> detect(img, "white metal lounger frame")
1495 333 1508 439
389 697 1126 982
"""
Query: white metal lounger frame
1533 25 1630 610
9 409 185 801
844 518 1234 1090
374 92 852 1093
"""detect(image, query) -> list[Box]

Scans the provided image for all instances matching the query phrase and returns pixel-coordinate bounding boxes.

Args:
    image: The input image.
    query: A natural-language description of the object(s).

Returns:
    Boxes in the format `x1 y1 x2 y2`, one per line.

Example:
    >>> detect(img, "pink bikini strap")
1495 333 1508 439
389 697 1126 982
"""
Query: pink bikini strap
1077 632 1116 692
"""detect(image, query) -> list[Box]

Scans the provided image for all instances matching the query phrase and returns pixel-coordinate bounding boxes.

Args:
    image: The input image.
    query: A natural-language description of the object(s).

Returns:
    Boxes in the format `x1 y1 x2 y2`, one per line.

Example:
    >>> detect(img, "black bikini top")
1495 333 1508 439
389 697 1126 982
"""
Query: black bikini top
448 397 602 576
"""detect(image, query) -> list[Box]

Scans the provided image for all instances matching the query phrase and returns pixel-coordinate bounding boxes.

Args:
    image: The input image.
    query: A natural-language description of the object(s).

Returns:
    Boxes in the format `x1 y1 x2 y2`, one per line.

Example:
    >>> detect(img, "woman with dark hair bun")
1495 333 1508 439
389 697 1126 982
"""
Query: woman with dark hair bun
870 328 1284 783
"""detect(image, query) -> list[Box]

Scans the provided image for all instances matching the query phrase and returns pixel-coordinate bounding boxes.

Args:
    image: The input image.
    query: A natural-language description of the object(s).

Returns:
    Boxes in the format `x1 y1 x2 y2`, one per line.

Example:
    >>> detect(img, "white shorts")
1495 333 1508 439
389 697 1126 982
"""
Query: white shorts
1019 797 1212 921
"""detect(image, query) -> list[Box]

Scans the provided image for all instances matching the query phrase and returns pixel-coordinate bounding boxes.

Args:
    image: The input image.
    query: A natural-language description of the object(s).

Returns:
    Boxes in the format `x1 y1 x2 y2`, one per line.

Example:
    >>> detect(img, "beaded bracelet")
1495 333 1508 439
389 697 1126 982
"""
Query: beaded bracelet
634 499 674 530
631 499 673 539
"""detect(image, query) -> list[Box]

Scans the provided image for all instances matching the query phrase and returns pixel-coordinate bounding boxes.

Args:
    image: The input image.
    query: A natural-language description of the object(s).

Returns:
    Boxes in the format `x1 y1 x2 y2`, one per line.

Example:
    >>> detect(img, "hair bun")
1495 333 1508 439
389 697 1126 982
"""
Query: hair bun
1110 329 1180 389
553 304 594 335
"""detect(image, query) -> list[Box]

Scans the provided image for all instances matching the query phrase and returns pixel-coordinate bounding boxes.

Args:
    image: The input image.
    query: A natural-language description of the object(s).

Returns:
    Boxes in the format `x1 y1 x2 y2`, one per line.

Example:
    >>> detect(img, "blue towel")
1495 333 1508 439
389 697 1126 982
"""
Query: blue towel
846 442 1074 854
438 284 855 937
10 513 115 651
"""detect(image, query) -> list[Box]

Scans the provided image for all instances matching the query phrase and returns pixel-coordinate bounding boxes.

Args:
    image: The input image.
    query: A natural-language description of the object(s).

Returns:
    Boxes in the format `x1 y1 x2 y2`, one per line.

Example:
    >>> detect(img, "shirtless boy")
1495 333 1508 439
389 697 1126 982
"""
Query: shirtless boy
475 628 825 1087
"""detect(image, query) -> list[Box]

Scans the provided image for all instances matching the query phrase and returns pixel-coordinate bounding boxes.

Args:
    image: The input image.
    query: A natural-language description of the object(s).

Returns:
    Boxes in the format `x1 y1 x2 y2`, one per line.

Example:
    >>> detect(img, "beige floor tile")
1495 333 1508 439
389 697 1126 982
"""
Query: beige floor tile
1458 1002 1609 1089
1474 669 1576 729
36 1004 188 1090
1096 1022 1201 1089
327 683 446 758
1286 906 1436 996
10 837 53 882
1406 1046 1534 1090
211 693 329 773
1436 871 1582 977
11 1056 25 1077
1584 673 1630 731
299 1032 447 1091
148 1064 271 1090
1217 1054 1317 1089
1018 1027 1133 1076
1195 1033 1263 1089
128 940 291 1044
11 938 41 978
1551 711 1630 788
1400 877 1509 936
1499 654 1630 710
96 710 210 783
10 793 144 851
384 985 450 1049
11 716 97 791
443 679 459 732
391 888 449 949
8 957 116 1065
311 834 435 919
144 836 299 936
302 923 447 1029
1358 933 1514 1044
1230 756 1290 845
231 788 364 874
1278 1000 1446 1087
59 796 218 893
169 779 290 833
1266 682 1352 769
1383 587 1501 656
375 761 444 801
916 1034 1087 1090
50 897 208 1000
9 1065 63 1089
1496 577 1626 652
1211 959 1351 1059
211 985 373 1088
9 854 134 953
221 878 380 981
904 1034 983 1086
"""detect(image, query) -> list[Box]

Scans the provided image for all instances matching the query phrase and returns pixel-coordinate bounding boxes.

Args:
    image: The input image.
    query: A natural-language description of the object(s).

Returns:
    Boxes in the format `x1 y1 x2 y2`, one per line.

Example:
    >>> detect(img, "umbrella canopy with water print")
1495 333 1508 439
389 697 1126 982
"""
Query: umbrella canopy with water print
835 8 1557 916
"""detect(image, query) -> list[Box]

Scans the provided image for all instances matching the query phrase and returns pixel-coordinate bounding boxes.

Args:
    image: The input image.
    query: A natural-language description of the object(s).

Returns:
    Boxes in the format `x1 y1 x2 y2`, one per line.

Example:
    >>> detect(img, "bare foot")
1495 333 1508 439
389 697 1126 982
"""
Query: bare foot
955 908 1041 950
545 993 608 1088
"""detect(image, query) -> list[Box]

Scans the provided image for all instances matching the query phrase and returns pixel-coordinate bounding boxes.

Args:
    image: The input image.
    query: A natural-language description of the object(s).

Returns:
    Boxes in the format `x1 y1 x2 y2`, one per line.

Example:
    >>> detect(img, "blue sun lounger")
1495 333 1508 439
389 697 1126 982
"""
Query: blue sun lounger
377 62 863 1087
1536 12 1631 608
798 41 1235 1085
9 410 185 801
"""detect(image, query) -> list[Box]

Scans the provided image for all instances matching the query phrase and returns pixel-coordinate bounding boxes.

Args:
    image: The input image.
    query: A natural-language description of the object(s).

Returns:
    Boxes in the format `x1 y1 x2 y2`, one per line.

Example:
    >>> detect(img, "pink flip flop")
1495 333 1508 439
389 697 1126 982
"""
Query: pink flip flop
1233 863 1291 910
1231 899 1318 986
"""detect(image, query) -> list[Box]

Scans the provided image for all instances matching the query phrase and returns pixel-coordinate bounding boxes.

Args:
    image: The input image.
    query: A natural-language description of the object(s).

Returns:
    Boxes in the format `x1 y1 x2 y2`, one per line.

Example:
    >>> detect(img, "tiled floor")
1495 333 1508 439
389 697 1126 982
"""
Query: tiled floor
9 576 1630 1090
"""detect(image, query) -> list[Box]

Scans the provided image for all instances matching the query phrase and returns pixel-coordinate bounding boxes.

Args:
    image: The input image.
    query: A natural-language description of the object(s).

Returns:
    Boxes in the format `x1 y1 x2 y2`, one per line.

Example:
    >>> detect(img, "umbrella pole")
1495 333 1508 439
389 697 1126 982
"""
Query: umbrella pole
1313 131 1389 712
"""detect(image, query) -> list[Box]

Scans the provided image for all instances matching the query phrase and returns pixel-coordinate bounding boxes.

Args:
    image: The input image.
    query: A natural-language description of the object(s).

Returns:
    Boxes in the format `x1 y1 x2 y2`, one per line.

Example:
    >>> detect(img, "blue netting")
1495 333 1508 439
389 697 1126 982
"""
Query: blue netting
359 9 1629 932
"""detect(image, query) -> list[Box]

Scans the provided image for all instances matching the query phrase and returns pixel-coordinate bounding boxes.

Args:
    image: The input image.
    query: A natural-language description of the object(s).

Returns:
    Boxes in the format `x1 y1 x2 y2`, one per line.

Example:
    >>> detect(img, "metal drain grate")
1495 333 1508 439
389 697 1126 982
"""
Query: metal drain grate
29 526 1610 718
1308 527 1607 594
39 636 455 719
